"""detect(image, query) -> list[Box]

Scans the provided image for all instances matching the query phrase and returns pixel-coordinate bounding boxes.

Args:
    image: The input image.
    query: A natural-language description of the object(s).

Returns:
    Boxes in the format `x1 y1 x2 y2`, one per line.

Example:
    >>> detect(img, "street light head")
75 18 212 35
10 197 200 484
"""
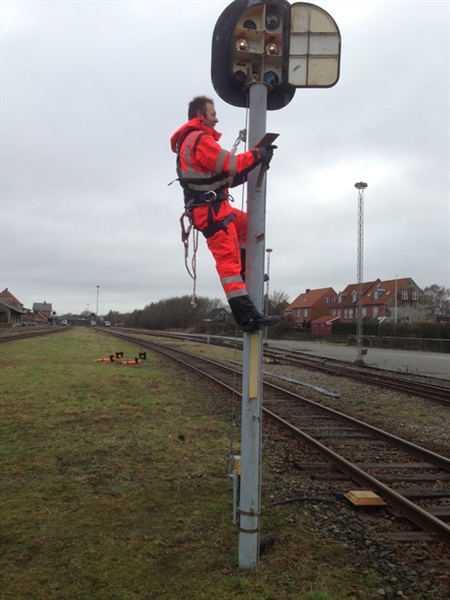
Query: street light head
266 248 273 253
355 182 368 189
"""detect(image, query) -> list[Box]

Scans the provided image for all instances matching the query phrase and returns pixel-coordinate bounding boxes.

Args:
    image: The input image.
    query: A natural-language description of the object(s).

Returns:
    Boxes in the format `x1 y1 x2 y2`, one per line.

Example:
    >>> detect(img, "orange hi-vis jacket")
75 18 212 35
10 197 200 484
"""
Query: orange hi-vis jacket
170 117 261 305
170 117 259 206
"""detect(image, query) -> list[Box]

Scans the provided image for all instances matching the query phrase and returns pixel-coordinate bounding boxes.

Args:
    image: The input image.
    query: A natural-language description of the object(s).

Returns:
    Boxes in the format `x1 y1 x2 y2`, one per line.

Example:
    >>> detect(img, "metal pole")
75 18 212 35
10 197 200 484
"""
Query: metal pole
96 285 100 316
264 249 273 344
354 182 367 364
239 82 267 569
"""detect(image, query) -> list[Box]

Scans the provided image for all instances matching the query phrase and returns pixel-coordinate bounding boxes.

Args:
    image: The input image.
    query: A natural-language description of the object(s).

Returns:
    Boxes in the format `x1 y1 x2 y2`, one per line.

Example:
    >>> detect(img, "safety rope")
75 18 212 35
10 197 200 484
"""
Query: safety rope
180 210 199 308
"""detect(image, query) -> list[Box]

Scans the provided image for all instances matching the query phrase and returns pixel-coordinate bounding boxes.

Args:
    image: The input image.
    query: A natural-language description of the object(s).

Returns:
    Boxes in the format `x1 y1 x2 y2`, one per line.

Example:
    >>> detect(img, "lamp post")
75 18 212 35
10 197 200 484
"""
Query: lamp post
355 182 368 364
264 248 273 344
96 286 100 317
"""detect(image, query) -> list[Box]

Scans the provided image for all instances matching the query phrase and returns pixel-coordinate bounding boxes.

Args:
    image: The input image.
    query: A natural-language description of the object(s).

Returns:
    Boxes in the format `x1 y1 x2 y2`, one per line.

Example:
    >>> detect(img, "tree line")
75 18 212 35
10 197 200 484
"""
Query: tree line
99 290 289 331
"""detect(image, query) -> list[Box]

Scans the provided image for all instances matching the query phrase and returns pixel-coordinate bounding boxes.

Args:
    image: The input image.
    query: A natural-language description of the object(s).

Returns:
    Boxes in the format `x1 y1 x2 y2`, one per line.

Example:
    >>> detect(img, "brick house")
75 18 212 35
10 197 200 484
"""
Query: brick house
330 278 435 323
33 301 53 318
329 280 379 322
0 288 27 326
284 287 338 325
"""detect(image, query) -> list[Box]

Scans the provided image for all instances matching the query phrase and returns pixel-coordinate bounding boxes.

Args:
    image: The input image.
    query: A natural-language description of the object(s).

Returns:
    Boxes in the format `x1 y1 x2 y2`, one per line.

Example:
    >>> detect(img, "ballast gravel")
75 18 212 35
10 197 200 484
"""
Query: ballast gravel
258 360 450 600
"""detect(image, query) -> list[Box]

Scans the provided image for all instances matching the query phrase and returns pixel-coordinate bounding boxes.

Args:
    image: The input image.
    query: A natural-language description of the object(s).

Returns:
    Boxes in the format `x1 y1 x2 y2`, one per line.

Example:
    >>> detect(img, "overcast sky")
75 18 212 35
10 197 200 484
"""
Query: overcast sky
1 0 448 316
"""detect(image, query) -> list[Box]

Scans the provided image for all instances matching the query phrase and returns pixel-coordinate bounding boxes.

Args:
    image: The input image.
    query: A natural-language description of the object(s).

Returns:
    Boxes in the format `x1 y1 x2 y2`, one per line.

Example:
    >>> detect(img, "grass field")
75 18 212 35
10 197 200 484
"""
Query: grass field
0 327 379 599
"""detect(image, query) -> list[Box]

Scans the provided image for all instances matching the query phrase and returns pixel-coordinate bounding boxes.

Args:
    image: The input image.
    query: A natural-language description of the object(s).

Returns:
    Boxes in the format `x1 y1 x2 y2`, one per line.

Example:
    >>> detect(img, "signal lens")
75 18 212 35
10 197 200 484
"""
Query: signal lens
236 38 249 51
233 70 248 84
265 42 278 55
264 71 279 86
265 12 280 31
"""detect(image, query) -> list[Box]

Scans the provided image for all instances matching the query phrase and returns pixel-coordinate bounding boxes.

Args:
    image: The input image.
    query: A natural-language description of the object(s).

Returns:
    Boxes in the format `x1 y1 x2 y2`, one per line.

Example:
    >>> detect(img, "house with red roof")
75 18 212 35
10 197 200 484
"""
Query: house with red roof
284 287 338 325
329 278 435 323
0 288 27 326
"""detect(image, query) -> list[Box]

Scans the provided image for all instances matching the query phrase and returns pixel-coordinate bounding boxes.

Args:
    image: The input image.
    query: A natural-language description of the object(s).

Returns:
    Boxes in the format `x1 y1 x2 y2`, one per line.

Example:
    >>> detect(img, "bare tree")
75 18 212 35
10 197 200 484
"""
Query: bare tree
266 289 290 316
424 284 450 314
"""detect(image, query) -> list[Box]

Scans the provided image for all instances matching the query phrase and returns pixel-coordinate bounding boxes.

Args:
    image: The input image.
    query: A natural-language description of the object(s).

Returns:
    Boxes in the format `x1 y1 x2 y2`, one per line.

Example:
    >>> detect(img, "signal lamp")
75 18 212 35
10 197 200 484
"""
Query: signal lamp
243 19 256 30
265 12 280 30
264 70 279 86
233 70 248 84
235 38 249 51
265 42 278 55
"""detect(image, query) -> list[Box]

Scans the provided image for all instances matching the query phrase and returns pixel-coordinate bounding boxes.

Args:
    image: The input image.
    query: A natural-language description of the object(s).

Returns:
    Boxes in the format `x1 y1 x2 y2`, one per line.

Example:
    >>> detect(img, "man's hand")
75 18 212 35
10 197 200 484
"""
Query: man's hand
258 144 277 165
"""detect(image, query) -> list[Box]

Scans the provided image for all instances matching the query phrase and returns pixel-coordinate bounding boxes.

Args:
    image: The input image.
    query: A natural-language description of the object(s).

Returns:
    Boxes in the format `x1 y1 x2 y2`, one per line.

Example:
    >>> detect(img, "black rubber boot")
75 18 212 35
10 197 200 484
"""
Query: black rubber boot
228 295 260 326
241 314 280 333
228 296 280 333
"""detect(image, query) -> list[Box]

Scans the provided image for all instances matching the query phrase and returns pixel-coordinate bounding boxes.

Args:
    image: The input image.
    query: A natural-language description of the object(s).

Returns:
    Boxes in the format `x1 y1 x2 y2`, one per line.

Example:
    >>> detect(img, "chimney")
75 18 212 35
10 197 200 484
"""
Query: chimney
306 289 310 293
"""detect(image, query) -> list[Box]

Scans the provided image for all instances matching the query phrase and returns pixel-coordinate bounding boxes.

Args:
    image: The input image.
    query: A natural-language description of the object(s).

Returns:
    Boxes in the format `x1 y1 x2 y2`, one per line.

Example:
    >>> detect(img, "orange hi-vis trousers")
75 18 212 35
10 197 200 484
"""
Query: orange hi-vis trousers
191 201 248 302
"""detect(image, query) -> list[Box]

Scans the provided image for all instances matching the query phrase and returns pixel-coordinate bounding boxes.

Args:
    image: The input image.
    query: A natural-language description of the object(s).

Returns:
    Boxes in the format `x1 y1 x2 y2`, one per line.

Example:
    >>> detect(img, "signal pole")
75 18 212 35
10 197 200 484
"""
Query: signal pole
239 83 267 569
211 0 341 570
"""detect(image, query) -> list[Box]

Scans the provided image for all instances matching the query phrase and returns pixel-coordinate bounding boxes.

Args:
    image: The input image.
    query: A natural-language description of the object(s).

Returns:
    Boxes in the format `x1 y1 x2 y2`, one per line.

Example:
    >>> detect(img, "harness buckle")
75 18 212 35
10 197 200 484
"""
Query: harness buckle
204 190 217 203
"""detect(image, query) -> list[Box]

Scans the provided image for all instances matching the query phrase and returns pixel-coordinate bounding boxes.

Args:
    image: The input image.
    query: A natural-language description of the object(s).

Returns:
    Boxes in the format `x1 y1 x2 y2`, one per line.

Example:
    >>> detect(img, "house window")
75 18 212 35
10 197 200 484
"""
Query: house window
344 309 348 319
373 306 379 317
362 308 367 317
349 309 354 319
325 296 330 303
412 291 419 301
401 291 408 300
304 309 308 318
332 310 336 316
296 309 301 319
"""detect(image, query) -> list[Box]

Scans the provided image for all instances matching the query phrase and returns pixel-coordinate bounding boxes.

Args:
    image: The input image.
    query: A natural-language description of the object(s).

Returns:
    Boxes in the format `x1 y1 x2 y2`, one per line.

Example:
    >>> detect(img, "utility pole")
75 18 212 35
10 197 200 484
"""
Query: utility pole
355 182 368 364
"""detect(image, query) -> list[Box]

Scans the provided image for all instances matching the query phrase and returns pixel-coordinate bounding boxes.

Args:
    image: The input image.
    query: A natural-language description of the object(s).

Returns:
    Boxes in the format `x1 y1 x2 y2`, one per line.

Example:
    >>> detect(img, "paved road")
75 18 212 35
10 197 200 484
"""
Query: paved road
267 339 450 381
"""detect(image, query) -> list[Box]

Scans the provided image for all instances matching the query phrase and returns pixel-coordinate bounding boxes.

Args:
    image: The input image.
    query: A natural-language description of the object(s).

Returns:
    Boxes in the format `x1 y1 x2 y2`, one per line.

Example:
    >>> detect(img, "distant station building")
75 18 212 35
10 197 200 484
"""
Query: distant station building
0 288 27 327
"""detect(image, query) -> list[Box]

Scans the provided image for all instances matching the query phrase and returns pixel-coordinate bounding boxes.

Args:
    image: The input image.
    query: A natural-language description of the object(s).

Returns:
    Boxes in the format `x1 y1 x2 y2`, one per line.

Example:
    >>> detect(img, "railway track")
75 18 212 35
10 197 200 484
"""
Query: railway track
117 328 450 407
103 328 450 549
0 325 72 344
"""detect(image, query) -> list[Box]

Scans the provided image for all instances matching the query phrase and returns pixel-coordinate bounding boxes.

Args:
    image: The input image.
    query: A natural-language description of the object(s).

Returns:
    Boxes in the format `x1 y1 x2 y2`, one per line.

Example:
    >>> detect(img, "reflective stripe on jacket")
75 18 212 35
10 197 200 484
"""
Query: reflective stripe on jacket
170 117 259 195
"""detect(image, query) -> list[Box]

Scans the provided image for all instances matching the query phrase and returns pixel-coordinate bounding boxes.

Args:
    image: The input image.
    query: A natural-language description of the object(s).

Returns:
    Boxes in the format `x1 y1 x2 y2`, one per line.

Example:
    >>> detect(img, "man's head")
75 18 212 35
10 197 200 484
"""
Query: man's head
188 95 218 129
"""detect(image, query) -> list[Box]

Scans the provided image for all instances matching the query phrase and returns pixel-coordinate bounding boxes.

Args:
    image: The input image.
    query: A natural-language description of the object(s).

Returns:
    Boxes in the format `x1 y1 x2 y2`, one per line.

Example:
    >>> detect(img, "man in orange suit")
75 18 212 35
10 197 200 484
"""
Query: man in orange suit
171 96 279 333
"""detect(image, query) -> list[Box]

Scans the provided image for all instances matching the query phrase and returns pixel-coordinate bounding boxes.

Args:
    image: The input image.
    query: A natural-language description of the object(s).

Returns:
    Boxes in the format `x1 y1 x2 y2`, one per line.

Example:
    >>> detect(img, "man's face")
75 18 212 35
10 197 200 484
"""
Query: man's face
200 103 218 129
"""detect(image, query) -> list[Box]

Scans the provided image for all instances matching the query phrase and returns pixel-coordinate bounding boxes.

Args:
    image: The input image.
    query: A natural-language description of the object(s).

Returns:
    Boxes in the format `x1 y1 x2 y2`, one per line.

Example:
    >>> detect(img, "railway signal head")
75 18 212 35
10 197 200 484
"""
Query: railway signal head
211 0 294 110
211 1 341 110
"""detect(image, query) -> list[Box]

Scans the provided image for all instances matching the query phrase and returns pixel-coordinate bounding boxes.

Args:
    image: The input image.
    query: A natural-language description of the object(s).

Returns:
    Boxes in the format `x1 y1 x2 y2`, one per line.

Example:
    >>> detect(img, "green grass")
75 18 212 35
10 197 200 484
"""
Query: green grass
0 328 379 599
